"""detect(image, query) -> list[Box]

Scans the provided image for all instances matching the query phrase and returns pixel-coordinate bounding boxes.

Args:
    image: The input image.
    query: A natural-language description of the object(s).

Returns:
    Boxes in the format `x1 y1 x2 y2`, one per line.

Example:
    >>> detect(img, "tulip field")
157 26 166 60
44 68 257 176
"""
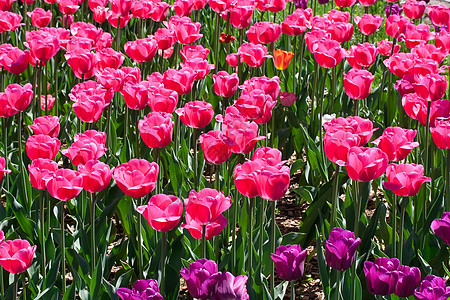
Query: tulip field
3 0 450 298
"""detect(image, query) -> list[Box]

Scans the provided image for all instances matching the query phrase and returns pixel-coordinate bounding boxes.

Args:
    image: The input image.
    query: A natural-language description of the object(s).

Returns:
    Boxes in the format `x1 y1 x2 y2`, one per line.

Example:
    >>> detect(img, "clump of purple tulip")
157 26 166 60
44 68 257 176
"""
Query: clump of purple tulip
180 259 249 300
325 227 361 271
415 275 450 300
431 212 450 245
270 244 308 281
116 279 163 300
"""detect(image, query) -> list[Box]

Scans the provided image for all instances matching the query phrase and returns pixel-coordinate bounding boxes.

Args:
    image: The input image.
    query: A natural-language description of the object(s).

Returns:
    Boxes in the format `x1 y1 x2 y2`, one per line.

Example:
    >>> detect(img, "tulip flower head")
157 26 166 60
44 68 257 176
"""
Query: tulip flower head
271 244 308 281
325 227 361 271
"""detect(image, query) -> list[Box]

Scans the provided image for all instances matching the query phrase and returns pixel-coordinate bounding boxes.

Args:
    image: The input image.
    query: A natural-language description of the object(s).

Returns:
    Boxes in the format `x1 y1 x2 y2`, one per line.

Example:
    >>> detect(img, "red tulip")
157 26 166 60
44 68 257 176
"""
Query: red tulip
137 194 183 232
27 8 52 28
431 118 450 149
184 188 232 225
28 115 60 138
174 0 194 17
65 48 95 79
113 159 159 198
124 37 158 64
213 71 239 98
235 89 276 124
246 22 281 45
94 47 124 72
0 0 16 11
324 131 361 166
176 100 214 129
193 0 207 10
154 28 176 51
25 30 60 64
148 86 178 113
385 15 411 39
403 0 426 19
234 159 264 198
354 14 383 36
0 46 29 75
413 74 447 102
326 22 354 43
0 11 23 32
0 157 10 183
345 147 388 182
28 158 58 190
40 95 55 111
256 0 286 12
238 43 269 67
138 112 174 149
428 5 450 27
374 127 419 161
163 67 196 95
346 43 378 69
26 134 61 161
343 69 374 100
376 39 400 56
5 83 33 111
256 164 290 200
78 160 113 193
0 239 36 274
199 130 234 165
182 212 228 240
323 116 375 146
312 38 347 69
281 8 311 36
383 163 430 197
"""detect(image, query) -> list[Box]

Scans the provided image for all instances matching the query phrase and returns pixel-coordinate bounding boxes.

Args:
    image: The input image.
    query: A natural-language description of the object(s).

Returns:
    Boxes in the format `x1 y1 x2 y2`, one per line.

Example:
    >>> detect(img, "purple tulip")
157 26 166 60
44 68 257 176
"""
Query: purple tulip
415 275 450 300
364 257 400 296
116 279 163 300
431 212 450 245
325 227 361 271
270 244 308 281
385 3 402 17
395 265 421 297
210 271 249 300
180 259 218 299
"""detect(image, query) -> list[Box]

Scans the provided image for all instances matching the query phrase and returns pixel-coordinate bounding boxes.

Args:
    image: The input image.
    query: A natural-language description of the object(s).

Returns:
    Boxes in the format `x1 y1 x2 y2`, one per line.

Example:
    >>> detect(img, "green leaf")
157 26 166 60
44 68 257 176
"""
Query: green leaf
315 226 330 296
274 281 289 300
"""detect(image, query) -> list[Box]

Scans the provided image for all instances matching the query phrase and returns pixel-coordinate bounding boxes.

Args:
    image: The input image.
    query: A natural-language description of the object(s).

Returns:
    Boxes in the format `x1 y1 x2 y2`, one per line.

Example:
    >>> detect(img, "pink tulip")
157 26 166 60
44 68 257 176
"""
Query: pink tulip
113 159 159 198
28 115 60 138
199 131 234 165
234 159 265 198
28 158 58 190
0 239 36 274
374 127 419 161
163 68 196 95
176 100 214 129
78 160 113 193
0 157 10 183
184 188 232 225
124 37 158 64
137 194 183 232
61 136 106 166
138 112 174 149
383 163 430 197
26 134 61 161
148 86 178 113
324 131 361 166
46 168 83 201
27 8 52 28
431 118 450 149
182 212 228 240
256 164 290 200
5 83 33 111
345 147 388 182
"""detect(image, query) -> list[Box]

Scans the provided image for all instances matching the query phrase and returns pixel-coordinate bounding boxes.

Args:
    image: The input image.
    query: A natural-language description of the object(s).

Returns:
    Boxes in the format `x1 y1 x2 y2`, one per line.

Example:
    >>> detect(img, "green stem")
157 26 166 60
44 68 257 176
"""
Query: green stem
160 231 167 297
270 201 276 299
247 197 254 285
40 190 46 278
232 183 239 272
393 195 397 259
124 106 129 160
215 164 220 191
446 149 450 211
423 101 431 223
291 281 295 300
319 68 327 160
18 112 29 215
353 99 359 116
0 266 3 298
21 273 26 300
335 271 341 300
201 225 207 258
353 180 360 237
298 34 305 92
13 274 17 300
259 198 265 267
153 148 160 194
330 67 337 112
311 62 319 130
91 193 96 272
292 36 297 94
2 118 8 191
399 197 408 264
331 166 340 228
60 202 66 294
137 197 143 278
193 128 198 190
214 13 220 68
116 17 121 51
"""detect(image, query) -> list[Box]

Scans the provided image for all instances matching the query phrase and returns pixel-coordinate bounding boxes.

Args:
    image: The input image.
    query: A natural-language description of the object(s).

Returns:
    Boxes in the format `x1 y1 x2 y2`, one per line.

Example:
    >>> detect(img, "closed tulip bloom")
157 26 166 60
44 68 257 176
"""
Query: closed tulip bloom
383 163 430 197
75 130 106 145
93 6 110 23
213 71 239 98
181 58 215 81
354 14 383 36
0 157 9 184
113 159 159 198
273 49 294 70
414 275 450 300
110 0 132 17
65 48 95 79
173 18 202 45
413 74 447 102
27 8 52 27
325 227 361 271
0 0 16 11
176 101 214 129
431 212 450 245
61 139 106 166
46 168 83 201
270 245 308 281
252 147 282 166
40 95 55 111
28 115 60 138
385 15 411 39
375 127 419 161
148 86 178 113
0 239 36 274
117 279 163 300
343 69 374 100
0 11 23 32
223 5 253 30
403 0 426 19
402 94 450 127
223 118 265 154
246 22 281 45
395 265 421 298
324 131 361 166
154 28 176 51
57 0 80 14
0 93 17 117
257 164 290 200
149 2 169 21
137 194 183 232
163 67 196 95
124 37 157 63
238 43 269 68
346 147 388 182
183 212 228 240
377 39 400 56
121 81 152 110
180 259 218 299
364 257 400 296
431 119 450 149
28 158 58 190
174 0 194 17
428 5 450 27
88 0 107 10
0 46 30 75
383 52 416 78
138 112 174 149
5 83 33 111
235 89 276 121
94 47 124 72
346 43 378 69
401 23 434 49
234 159 265 198
26 134 61 161
323 116 374 146
334 0 356 7
107 13 131 29
210 272 249 300
185 188 232 225
199 131 234 165
312 38 347 69
281 9 311 36
78 160 112 193
130 0 152 19
240 76 280 102
72 94 109 123
435 29 450 51
326 22 354 43
180 44 210 62
25 30 60 64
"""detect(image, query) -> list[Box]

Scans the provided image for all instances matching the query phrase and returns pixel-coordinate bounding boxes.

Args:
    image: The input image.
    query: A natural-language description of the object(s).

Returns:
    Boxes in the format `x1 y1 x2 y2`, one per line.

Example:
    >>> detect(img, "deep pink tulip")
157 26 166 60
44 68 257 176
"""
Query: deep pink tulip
181 58 215 81
431 212 450 246
170 16 202 45
384 52 418 79
0 157 10 183
27 8 52 28
148 86 178 113
46 168 83 201
180 45 210 62
93 6 110 23
323 116 375 146
246 22 281 45
0 239 36 274
238 43 269 68
279 92 296 106
402 95 450 127
208 0 229 13
326 22 354 44
403 0 426 19
138 112 174 149
28 158 58 190
179 259 218 299
252 147 283 166
428 5 450 27
94 47 124 72
149 2 169 22
240 76 280 102
88 0 107 10
305 29 331 53
234 159 264 198
184 188 232 225
182 212 228 240
28 115 60 138
65 48 95 79
431 118 450 149
383 163 430 197
137 194 183 232
324 131 361 166
0 93 17 117
121 81 152 110
74 130 106 145
343 69 374 100
0 46 29 75
345 147 388 182
413 74 447 102
256 0 286 12
235 89 276 124
257 164 290 200
281 8 311 36
176 100 214 129
124 37 158 64
412 44 448 64
173 0 194 17
25 30 60 64
346 43 378 69
72 93 109 123
26 134 61 161
57 0 80 14
78 160 112 193
40 95 55 111
354 14 383 36
154 28 176 51
334 0 356 7
364 257 400 296
312 38 347 69
327 9 350 22
213 71 239 98
163 67 196 95
325 227 361 271
113 159 159 198
199 130 234 165
435 29 450 52
5 83 33 111
0 0 16 11
70 21 103 43
61 136 106 166
223 5 254 30
0 11 23 32
395 265 421 298
385 15 411 39
375 127 419 161
223 113 265 154
95 67 126 92
130 0 152 19
401 23 434 49
110 0 132 17
377 39 400 56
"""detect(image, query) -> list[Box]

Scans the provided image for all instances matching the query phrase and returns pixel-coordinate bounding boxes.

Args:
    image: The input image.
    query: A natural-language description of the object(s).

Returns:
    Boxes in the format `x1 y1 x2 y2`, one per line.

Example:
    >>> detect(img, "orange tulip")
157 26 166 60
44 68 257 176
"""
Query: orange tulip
273 49 294 70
